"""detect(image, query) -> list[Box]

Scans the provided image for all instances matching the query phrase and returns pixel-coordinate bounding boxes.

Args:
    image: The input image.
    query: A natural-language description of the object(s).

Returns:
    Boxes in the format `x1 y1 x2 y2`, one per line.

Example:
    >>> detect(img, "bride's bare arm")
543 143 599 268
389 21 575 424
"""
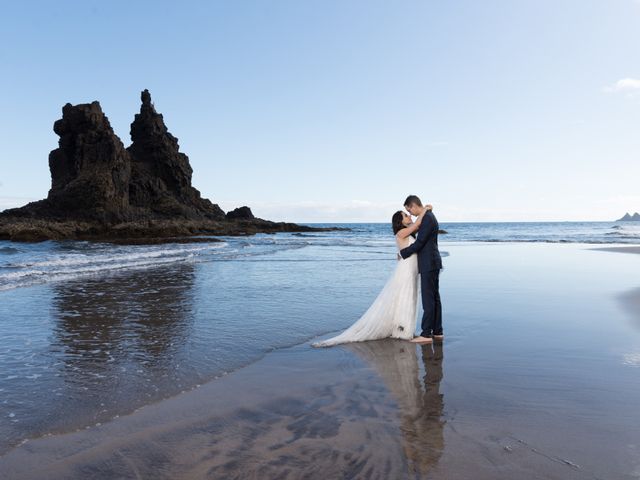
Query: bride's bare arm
395 205 433 240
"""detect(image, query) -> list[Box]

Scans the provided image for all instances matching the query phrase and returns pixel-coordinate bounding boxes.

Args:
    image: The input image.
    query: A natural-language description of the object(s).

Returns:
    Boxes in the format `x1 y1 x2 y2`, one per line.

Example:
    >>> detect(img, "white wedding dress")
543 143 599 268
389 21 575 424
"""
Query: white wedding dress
312 235 419 347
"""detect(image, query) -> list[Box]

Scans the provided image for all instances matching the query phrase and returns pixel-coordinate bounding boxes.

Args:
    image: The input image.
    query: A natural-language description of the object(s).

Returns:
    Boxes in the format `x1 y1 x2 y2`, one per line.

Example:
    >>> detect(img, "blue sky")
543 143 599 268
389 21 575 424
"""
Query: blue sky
1 0 639 222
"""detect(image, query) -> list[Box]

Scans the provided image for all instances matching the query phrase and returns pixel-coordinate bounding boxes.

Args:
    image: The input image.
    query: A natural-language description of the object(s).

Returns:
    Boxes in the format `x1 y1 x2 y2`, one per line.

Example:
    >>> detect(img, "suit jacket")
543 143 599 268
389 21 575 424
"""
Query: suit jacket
400 210 442 273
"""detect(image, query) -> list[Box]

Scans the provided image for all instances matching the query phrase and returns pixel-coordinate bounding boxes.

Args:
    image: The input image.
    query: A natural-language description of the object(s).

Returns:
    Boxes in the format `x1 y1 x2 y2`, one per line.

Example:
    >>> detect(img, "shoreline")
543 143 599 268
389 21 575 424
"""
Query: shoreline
0 340 441 479
591 245 640 254
0 326 344 456
0 217 347 243
3 333 633 480
1 242 640 478
0 339 599 480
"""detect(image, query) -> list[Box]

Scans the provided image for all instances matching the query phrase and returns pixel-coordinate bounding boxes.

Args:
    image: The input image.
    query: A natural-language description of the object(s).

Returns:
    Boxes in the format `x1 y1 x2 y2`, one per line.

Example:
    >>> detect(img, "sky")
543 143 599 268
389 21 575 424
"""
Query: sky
0 0 639 223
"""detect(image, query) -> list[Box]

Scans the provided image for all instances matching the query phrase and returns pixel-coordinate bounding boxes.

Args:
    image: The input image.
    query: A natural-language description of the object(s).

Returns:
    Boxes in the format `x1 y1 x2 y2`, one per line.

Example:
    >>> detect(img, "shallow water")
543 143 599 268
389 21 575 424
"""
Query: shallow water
1 227 640 473
0 231 400 452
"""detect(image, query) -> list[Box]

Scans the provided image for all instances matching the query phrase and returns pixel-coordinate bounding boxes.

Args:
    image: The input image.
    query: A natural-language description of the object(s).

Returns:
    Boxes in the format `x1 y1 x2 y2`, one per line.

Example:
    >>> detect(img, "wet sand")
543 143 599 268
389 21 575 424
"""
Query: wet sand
2 243 640 479
0 337 636 480
618 287 640 329
591 245 640 255
0 340 442 479
593 245 640 328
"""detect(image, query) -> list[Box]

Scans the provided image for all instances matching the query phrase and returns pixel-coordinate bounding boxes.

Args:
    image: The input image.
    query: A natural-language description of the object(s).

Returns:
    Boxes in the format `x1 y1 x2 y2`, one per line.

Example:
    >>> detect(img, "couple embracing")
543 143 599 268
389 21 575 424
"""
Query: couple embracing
313 195 443 347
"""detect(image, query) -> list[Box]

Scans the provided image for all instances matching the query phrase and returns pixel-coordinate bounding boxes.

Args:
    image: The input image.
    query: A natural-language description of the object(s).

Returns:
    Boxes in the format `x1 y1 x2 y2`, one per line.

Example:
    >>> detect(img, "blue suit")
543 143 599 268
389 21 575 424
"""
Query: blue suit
400 210 443 337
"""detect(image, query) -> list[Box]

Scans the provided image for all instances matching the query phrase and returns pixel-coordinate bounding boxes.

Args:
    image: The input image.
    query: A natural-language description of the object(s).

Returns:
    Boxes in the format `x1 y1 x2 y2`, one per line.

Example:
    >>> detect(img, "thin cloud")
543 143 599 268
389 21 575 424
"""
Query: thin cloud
603 78 640 94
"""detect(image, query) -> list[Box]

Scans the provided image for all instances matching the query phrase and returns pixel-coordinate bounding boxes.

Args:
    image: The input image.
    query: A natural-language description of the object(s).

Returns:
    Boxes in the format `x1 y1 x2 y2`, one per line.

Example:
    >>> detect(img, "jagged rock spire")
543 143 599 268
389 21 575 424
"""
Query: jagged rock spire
5 90 225 225
47 101 131 221
127 90 224 219
141 88 152 106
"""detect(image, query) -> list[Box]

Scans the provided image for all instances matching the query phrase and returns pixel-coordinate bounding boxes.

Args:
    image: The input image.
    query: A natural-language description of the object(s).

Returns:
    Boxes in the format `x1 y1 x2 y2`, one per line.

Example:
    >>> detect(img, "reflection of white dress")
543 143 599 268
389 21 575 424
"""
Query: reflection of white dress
313 235 419 347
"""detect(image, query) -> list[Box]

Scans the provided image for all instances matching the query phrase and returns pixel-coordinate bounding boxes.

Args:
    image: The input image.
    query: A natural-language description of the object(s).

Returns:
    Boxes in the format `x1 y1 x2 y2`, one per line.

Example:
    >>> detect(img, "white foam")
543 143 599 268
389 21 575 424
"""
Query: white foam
0 255 197 291
9 244 223 269
0 237 328 291
623 353 640 367
0 243 231 291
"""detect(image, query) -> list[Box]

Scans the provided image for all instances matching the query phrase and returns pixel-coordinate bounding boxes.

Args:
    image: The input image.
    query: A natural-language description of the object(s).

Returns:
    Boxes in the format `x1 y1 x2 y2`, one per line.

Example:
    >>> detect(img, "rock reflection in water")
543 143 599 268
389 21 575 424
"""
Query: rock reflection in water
47 263 197 431
345 340 445 475
52 263 195 362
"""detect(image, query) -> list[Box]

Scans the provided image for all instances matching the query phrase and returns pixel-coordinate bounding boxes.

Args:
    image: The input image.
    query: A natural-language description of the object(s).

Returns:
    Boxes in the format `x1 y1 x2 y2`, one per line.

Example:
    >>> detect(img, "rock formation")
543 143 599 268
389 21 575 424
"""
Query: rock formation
617 212 640 222
48 101 132 221
4 101 133 223
0 90 339 242
226 206 255 220
127 90 224 220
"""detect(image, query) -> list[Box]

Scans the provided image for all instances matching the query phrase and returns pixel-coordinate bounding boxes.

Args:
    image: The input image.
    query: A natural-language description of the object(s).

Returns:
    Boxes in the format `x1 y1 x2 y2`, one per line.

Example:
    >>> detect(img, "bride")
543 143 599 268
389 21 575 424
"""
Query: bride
312 206 431 347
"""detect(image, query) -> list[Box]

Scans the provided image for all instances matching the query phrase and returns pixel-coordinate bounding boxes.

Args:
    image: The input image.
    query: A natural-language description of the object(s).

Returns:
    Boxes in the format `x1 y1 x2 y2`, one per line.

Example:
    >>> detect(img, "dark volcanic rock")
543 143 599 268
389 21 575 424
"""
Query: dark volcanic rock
5 101 133 223
0 217 344 243
0 90 344 242
127 90 225 220
226 206 255 220
49 101 132 221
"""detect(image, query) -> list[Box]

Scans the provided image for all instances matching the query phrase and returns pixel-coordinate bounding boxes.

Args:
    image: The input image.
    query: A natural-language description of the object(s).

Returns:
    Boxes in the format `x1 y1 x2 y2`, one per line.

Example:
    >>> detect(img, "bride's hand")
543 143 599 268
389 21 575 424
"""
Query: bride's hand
426 204 433 211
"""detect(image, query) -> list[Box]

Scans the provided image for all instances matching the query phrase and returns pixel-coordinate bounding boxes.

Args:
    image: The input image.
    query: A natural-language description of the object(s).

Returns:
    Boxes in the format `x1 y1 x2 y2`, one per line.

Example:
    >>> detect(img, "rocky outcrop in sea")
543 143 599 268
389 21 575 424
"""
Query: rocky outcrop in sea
616 212 640 222
0 90 340 242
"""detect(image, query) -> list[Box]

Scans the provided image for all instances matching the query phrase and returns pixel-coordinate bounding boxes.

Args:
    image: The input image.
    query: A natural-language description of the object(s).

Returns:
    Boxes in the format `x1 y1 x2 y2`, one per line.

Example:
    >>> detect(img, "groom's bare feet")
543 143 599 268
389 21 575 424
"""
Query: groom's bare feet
432 334 444 341
410 336 433 344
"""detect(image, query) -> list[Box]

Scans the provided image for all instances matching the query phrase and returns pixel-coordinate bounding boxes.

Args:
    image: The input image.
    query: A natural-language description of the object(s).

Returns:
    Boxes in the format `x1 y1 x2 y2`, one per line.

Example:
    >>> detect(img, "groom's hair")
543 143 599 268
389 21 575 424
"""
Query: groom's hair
404 195 422 208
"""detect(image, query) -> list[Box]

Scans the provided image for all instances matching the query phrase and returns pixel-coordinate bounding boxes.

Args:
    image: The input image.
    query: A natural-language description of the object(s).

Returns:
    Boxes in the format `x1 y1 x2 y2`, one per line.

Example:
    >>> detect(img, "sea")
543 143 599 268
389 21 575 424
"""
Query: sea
0 221 639 454
2 221 638 293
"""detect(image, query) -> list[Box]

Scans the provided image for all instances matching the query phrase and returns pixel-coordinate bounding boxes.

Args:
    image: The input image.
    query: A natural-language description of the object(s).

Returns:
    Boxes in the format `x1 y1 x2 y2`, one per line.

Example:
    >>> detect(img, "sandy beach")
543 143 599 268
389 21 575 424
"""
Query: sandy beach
592 245 640 255
0 338 627 480
1 241 640 479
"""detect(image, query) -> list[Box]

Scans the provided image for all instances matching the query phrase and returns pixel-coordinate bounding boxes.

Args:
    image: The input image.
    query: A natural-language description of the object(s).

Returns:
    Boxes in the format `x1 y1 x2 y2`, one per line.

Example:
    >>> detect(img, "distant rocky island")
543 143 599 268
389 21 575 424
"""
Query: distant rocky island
0 90 341 243
616 212 640 222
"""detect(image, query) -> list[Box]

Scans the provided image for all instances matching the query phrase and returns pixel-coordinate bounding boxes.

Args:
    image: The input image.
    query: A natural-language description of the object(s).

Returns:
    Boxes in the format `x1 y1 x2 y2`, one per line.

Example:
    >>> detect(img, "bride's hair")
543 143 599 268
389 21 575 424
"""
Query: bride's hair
392 211 405 235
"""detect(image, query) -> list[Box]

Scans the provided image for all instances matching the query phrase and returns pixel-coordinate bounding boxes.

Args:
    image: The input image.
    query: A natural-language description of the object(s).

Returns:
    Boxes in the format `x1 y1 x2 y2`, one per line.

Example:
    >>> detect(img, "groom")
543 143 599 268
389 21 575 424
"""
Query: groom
400 195 443 344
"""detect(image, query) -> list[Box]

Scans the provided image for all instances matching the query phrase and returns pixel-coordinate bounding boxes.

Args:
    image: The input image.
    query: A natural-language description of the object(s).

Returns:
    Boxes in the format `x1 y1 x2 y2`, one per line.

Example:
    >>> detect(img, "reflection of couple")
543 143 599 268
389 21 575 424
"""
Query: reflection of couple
346 340 445 474
313 195 443 347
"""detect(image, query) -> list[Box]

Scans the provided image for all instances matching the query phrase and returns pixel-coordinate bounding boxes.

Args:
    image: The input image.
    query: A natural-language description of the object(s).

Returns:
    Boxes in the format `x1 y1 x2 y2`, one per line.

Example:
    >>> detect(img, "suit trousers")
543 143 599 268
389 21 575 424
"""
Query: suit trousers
419 269 442 337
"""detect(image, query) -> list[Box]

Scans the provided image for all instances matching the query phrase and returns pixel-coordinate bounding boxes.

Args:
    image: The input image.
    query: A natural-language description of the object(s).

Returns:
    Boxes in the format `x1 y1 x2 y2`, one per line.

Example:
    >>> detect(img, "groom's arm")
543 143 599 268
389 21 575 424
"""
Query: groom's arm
400 213 434 259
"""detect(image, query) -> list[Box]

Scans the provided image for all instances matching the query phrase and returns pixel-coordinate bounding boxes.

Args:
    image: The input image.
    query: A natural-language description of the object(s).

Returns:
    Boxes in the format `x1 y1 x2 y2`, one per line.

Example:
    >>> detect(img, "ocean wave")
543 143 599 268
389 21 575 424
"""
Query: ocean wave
0 255 198 291
0 239 317 291
458 238 640 244
255 238 312 247
605 230 640 238
2 222 639 291
8 244 224 269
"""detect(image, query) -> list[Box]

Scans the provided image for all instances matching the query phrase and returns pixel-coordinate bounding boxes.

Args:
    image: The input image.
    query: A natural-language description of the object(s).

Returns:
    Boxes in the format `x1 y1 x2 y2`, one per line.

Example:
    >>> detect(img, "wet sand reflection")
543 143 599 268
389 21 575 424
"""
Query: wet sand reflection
346 340 445 475
0 340 446 479
36 264 197 442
